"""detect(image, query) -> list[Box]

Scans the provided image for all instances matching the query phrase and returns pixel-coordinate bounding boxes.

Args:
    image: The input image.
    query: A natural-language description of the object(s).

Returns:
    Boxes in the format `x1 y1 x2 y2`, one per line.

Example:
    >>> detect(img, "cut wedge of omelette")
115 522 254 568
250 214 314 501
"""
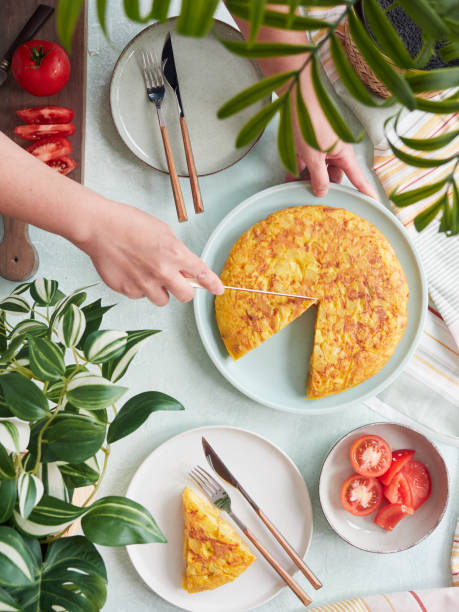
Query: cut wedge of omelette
182 487 255 593
215 206 409 399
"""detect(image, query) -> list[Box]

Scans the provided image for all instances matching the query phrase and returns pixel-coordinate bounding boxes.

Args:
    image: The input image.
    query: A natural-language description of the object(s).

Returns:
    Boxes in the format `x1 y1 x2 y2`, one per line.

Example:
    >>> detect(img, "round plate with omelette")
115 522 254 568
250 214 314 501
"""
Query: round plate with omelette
194 182 427 414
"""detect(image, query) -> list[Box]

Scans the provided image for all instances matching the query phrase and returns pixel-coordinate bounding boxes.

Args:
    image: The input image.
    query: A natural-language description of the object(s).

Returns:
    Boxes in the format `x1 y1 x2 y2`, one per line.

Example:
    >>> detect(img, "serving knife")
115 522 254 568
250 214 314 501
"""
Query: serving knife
161 32 204 214
0 4 54 87
188 278 317 300
202 436 322 591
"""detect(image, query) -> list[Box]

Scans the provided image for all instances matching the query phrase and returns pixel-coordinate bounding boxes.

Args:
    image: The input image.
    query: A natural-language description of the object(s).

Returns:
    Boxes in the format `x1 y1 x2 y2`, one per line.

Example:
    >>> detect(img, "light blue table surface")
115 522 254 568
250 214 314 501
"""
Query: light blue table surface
2 2 457 610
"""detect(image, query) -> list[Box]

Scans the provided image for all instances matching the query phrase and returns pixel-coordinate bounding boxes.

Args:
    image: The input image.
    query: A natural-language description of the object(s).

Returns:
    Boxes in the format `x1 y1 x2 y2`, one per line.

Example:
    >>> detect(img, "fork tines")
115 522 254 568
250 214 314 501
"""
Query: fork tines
189 466 219 496
140 48 163 89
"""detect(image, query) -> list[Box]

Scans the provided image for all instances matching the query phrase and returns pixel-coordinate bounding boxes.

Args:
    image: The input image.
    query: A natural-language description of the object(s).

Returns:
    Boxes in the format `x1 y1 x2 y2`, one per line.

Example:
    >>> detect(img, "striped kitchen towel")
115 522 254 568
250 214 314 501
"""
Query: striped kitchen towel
308 6 459 446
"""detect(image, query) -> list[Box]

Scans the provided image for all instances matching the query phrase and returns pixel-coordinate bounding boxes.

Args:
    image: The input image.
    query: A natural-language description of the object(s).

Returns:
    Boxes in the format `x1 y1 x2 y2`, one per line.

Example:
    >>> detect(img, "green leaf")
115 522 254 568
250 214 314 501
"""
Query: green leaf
439 191 452 233
177 0 219 36
102 329 160 382
77 298 115 350
249 0 266 45
66 374 127 410
387 139 458 168
329 34 379 107
277 93 298 175
218 70 296 119
0 443 15 480
56 0 85 53
10 282 30 296
82 496 166 545
49 285 93 328
9 319 48 341
0 312 6 354
390 177 448 207
123 0 154 22
220 39 315 58
0 585 21 610
0 420 29 453
235 95 285 148
363 0 416 69
0 372 49 420
18 473 44 519
59 457 99 489
415 96 459 114
0 389 13 418
29 278 58 306
414 194 445 231
396 0 449 38
311 56 362 142
39 461 69 502
29 413 106 464
151 0 171 21
0 295 30 314
108 391 184 443
96 0 109 36
439 41 459 63
0 527 38 587
57 302 86 348
399 130 459 152
13 495 86 537
347 8 416 110
449 182 459 236
27 337 65 382
0 479 16 522
296 85 321 150
406 67 459 93
227 1 333 30
84 329 128 364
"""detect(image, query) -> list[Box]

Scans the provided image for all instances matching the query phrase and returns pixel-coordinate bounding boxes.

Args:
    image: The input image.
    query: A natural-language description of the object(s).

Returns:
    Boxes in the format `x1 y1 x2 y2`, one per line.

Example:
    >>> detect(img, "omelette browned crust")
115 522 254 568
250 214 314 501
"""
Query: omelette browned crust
215 206 409 399
182 487 255 592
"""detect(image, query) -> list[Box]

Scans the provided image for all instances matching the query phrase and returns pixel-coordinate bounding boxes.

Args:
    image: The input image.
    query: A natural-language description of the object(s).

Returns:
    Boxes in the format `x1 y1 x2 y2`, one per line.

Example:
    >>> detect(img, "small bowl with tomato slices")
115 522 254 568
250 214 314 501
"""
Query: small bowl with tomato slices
319 422 449 553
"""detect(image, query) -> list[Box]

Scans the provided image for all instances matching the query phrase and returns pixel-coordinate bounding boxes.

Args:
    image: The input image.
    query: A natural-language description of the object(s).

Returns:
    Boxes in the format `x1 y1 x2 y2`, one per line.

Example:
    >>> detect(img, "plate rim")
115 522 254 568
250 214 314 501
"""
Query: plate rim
318 421 449 554
193 181 428 415
109 16 269 177
125 424 314 612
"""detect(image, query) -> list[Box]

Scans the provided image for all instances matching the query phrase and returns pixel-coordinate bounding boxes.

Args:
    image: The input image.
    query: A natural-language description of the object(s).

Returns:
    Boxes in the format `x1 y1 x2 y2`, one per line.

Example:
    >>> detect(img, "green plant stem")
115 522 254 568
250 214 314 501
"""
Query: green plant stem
82 446 110 507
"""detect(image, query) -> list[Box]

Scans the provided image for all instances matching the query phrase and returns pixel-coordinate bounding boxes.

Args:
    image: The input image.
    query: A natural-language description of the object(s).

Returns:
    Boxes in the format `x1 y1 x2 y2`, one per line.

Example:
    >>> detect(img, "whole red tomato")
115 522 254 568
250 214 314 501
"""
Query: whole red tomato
12 40 70 96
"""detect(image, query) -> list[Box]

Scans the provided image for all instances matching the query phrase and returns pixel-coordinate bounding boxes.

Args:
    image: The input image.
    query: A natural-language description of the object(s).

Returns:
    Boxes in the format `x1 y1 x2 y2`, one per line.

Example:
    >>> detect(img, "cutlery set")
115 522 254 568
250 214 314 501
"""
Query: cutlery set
189 436 322 607
139 33 202 223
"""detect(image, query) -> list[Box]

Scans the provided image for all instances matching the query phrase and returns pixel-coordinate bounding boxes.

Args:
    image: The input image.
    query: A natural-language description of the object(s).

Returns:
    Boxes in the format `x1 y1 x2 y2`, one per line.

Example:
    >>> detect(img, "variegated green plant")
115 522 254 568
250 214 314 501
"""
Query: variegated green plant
57 0 459 234
0 279 183 611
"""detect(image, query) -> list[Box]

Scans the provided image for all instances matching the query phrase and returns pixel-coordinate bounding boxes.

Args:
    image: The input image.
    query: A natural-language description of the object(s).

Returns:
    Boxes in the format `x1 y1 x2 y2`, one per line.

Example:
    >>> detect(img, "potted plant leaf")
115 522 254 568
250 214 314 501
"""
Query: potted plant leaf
0 278 183 610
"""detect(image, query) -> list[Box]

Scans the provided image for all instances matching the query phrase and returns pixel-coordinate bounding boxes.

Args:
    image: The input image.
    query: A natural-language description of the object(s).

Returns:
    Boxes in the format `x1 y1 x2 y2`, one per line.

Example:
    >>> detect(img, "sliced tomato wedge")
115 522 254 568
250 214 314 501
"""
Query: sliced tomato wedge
374 503 414 531
46 155 77 176
16 105 74 124
401 460 432 510
383 471 413 506
350 435 392 478
379 449 416 486
15 123 75 141
340 473 383 516
26 136 72 162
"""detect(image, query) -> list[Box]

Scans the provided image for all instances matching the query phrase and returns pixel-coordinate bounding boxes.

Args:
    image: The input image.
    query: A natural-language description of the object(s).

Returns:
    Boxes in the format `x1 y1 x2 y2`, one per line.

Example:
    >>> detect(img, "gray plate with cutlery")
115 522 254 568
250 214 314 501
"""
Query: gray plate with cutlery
110 18 268 177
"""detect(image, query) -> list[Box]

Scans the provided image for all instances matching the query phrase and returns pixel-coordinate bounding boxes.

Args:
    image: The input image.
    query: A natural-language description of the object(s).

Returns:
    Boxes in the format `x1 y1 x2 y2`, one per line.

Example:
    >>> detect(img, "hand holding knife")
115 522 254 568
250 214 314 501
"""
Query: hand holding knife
202 436 322 591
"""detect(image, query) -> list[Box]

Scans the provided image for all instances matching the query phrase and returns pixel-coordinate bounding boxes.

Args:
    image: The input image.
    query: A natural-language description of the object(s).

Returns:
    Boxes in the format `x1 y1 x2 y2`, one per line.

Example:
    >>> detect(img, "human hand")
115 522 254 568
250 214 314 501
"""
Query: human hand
75 200 224 306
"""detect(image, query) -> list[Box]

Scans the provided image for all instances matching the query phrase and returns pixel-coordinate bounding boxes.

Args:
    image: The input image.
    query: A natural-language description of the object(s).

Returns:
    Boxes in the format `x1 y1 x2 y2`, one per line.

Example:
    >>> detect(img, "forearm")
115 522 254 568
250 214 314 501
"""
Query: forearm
0 131 110 246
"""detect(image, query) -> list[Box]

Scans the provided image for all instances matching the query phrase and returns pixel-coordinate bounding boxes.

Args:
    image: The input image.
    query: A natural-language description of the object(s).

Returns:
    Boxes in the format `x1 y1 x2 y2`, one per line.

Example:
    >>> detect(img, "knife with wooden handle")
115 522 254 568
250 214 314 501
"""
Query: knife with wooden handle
202 436 323 591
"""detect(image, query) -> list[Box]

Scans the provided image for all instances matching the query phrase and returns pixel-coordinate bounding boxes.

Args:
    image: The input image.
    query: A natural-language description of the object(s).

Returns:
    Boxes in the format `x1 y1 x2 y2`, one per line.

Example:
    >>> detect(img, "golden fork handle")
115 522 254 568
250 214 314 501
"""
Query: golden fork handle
242 526 312 607
159 122 188 223
179 115 203 214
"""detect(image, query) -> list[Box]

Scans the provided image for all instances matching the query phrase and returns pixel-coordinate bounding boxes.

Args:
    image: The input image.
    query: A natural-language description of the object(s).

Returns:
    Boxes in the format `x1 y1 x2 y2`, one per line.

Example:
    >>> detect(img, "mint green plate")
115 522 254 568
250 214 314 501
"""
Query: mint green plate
194 183 427 414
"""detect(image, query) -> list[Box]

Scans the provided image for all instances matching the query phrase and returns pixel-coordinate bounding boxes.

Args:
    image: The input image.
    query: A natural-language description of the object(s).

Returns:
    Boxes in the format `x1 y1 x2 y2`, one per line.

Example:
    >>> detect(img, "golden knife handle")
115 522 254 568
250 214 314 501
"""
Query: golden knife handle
159 123 188 223
257 508 322 590
243 527 312 607
179 115 203 214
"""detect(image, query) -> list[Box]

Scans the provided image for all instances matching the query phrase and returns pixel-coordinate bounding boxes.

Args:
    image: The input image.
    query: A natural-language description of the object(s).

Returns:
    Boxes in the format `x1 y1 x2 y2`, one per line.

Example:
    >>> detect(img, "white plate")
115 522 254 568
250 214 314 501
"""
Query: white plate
193 182 427 414
126 425 313 612
319 423 449 553
110 18 268 176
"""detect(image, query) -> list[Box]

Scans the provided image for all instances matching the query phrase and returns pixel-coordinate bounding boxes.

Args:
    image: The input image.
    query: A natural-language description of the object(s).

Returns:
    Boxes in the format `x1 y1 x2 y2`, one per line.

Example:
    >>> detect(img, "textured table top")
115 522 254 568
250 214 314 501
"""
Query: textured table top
1 2 457 611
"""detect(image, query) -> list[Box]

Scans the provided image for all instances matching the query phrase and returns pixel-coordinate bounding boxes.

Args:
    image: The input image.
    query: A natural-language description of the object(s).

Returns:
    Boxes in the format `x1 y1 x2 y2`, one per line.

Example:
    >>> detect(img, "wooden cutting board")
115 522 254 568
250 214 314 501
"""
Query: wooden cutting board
0 0 87 281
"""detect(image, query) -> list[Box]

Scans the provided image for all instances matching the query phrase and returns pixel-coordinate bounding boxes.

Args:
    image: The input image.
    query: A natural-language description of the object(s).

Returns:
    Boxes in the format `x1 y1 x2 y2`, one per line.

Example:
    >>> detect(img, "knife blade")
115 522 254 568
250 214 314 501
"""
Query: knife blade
161 32 204 214
0 4 54 87
188 278 317 300
202 436 322 590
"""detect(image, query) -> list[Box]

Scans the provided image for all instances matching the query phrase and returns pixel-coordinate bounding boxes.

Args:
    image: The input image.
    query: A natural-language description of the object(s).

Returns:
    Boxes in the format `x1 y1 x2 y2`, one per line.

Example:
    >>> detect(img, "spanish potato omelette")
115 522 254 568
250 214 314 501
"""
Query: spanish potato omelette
215 206 409 399
182 487 256 593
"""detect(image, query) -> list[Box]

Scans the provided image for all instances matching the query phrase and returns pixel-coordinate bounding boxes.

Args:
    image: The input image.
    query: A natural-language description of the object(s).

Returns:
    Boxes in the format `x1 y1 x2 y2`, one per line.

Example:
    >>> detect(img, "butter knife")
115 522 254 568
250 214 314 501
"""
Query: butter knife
0 4 54 87
202 436 322 591
188 278 317 300
161 32 204 214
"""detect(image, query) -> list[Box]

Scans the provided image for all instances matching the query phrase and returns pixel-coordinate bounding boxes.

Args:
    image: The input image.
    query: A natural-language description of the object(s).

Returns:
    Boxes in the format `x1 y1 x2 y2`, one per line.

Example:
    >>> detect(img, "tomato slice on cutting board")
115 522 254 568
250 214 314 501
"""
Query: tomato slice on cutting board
401 460 432 510
383 471 413 506
340 474 383 516
16 105 74 124
26 136 72 162
374 503 414 531
350 435 392 478
46 156 77 176
379 449 415 486
15 123 75 141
